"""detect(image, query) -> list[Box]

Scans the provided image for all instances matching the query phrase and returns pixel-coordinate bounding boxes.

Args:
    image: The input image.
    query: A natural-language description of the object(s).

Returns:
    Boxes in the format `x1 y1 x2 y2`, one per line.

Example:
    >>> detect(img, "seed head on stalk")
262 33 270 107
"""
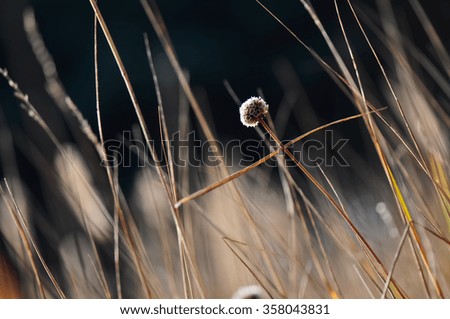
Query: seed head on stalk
239 96 269 127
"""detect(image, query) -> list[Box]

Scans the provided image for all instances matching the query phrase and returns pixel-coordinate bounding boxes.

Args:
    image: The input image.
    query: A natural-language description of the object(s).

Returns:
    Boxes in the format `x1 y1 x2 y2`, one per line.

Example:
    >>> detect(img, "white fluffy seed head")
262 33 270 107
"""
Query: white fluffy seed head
239 96 269 127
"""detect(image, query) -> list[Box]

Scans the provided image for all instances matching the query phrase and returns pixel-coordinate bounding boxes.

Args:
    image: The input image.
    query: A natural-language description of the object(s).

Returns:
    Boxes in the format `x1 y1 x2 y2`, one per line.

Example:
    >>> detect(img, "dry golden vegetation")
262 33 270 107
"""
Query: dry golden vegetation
0 0 449 298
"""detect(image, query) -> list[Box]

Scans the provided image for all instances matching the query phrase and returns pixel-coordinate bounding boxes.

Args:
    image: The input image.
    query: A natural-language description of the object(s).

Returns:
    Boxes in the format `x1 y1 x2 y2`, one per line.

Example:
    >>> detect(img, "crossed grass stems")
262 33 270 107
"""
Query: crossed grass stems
1 0 449 298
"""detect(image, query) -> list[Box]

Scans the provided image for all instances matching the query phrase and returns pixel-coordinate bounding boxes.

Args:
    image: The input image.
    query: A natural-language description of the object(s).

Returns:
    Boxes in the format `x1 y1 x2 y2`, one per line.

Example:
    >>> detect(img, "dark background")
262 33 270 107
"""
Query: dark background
1 0 448 134
0 0 449 184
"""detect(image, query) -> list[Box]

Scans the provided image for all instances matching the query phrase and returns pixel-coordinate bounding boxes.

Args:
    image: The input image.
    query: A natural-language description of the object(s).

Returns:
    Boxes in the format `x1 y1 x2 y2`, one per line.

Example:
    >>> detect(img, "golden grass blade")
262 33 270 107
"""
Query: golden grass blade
352 265 376 299
386 165 443 297
3 179 66 298
92 2 122 299
381 222 411 298
2 179 67 298
333 0 374 140
144 33 178 202
416 222 450 246
0 183 46 298
429 157 450 230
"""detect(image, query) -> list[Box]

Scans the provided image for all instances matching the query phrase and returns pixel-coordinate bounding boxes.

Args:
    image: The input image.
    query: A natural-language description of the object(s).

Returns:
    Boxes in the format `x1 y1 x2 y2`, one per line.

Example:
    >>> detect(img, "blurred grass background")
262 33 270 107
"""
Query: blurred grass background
0 0 449 298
